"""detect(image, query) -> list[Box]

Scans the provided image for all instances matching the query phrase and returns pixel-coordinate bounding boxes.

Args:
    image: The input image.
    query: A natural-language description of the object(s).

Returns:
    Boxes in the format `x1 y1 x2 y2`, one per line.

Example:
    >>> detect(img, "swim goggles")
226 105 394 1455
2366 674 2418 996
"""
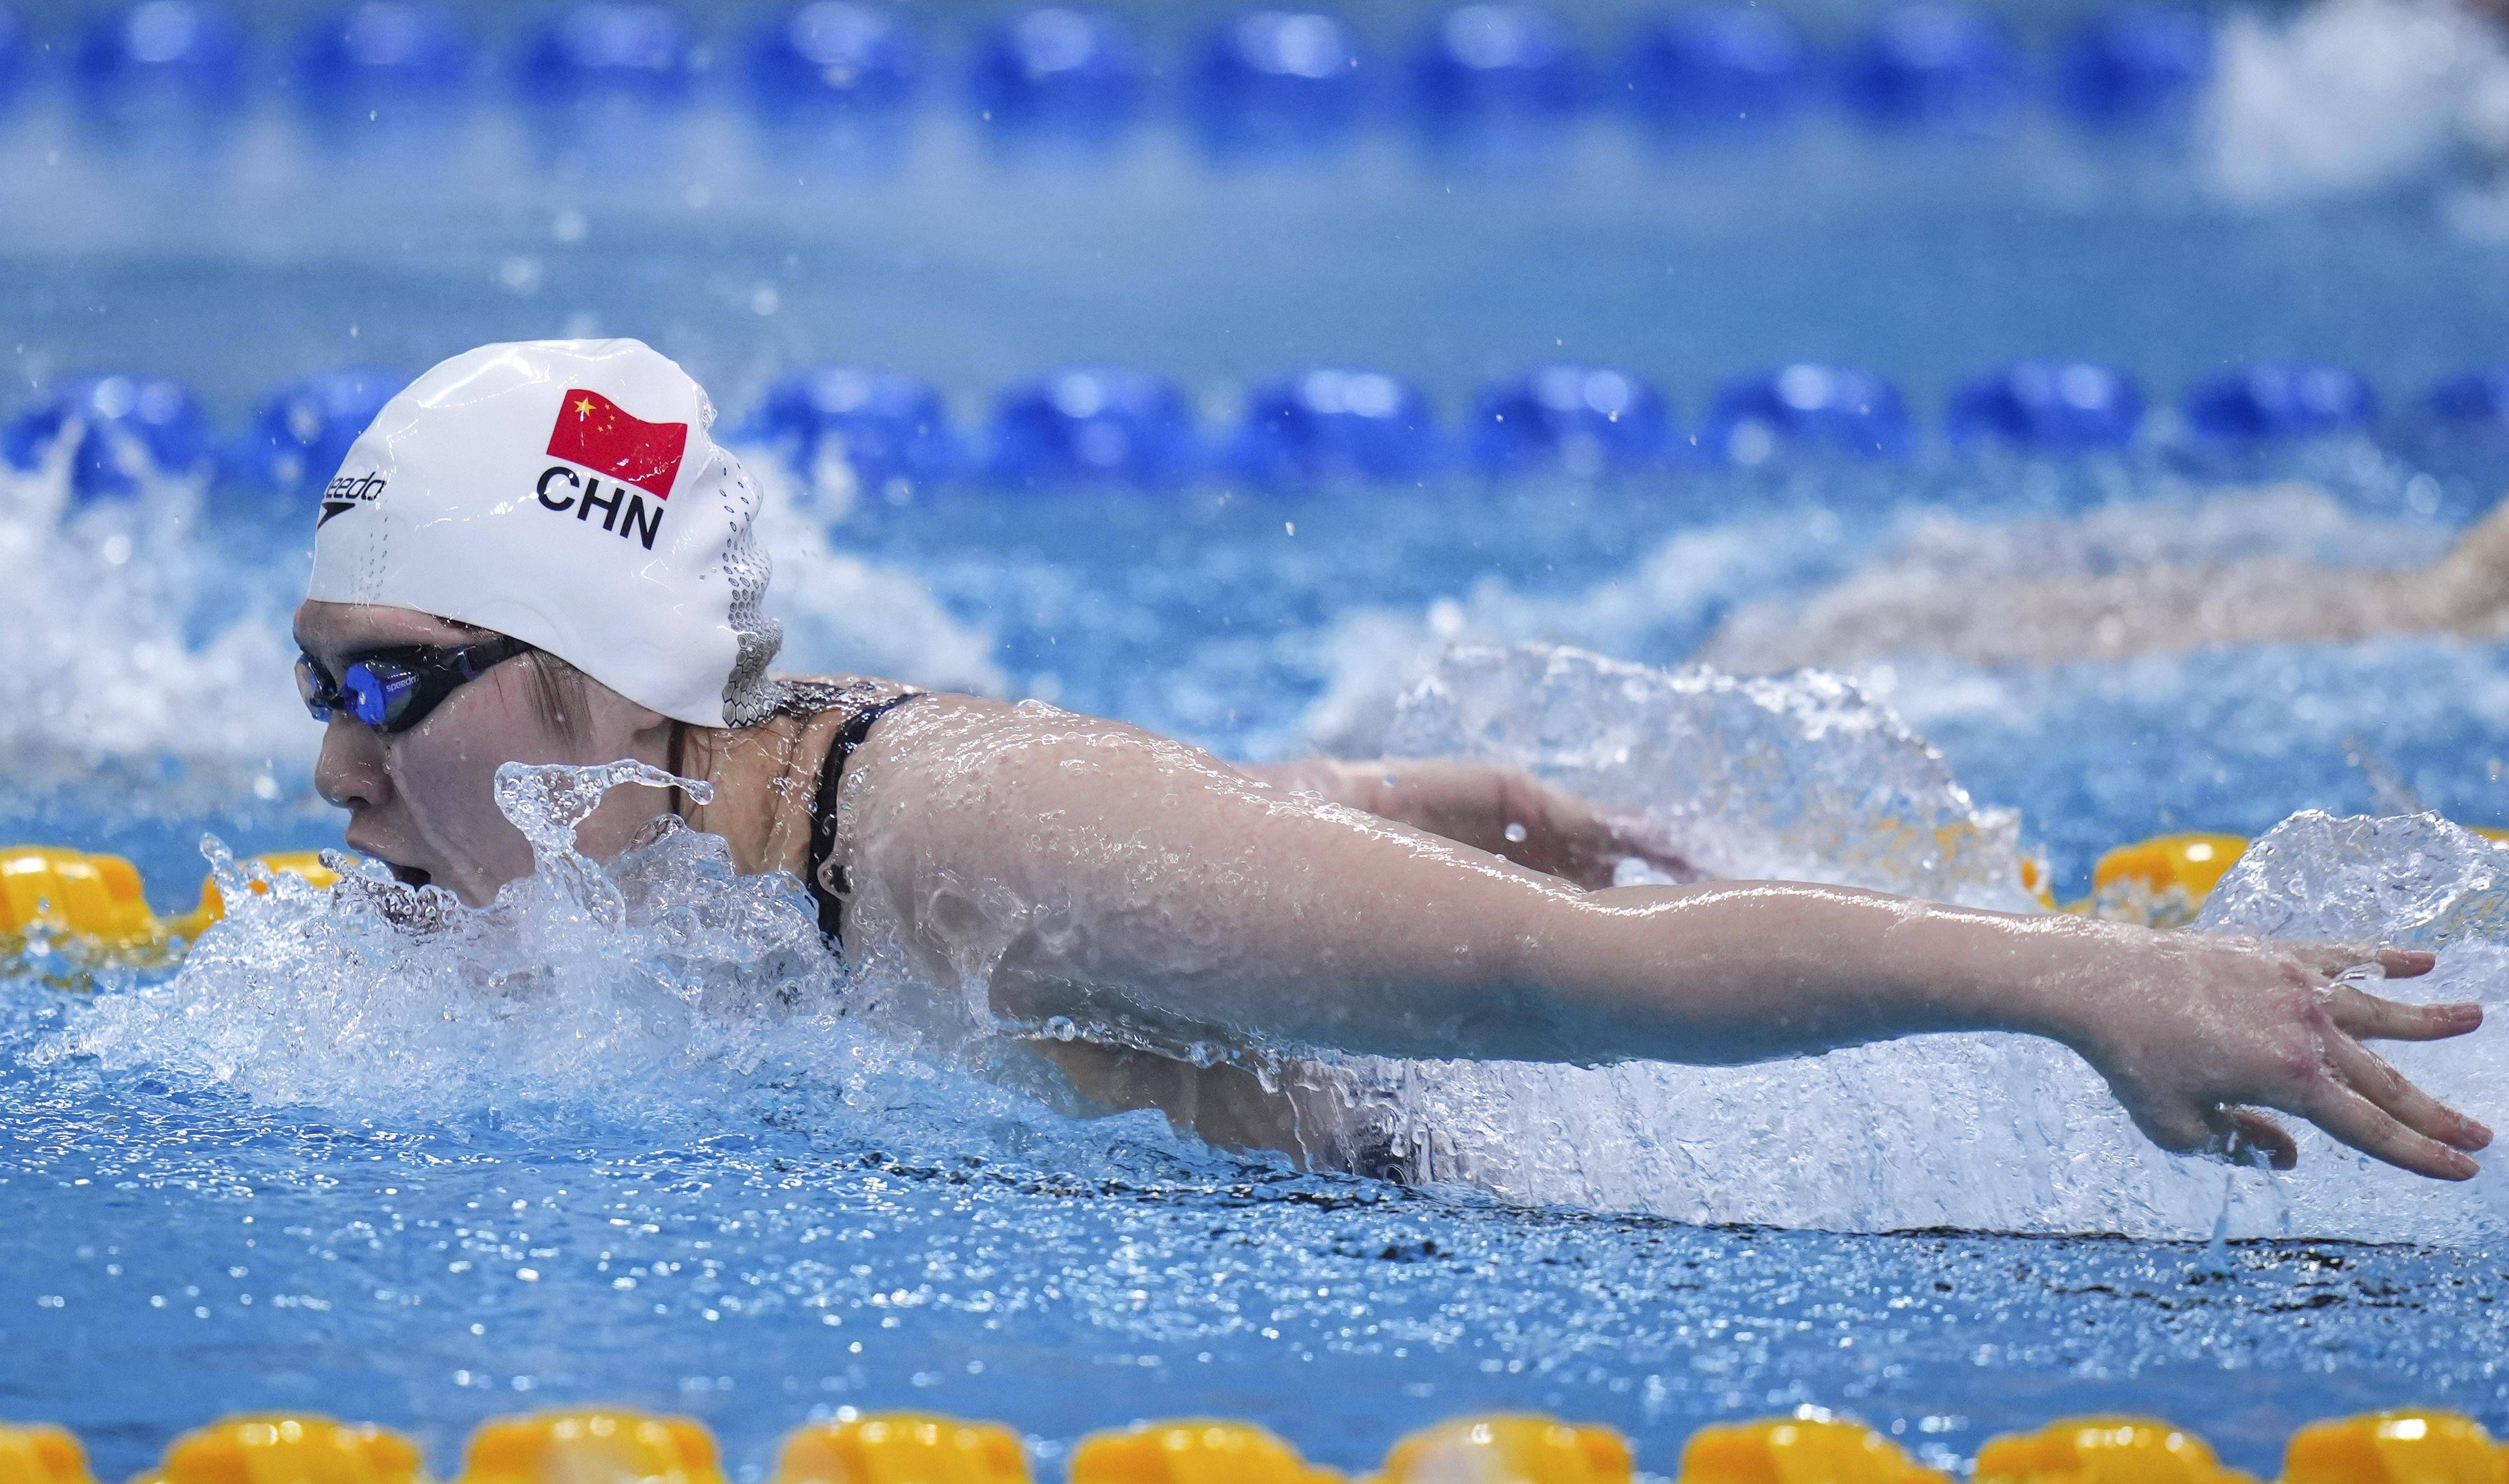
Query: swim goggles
295 635 533 736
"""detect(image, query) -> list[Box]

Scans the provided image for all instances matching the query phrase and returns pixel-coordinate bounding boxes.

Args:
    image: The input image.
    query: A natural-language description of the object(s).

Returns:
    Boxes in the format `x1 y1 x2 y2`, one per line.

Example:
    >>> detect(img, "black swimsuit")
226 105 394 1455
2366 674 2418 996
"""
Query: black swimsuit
797 686 926 948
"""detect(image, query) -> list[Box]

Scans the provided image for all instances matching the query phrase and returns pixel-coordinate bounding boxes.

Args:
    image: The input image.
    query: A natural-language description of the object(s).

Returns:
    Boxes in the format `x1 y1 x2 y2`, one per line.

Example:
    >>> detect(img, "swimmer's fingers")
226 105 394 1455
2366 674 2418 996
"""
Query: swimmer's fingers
1629 843 1702 884
2203 1106 2298 1171
2282 1074 2482 1181
2321 979 2484 1043
2296 943 2436 980
2322 1034 2493 1152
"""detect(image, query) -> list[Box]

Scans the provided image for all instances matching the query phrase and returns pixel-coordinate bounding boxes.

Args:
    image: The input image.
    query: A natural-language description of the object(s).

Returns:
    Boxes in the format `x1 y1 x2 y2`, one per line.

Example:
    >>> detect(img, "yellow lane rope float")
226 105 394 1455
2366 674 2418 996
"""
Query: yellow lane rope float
460 1411 725 1484
1679 1411 1949 1483
779 1415 1032 1484
1078 1421 1339 1484
6 1408 2499 1484
1373 1416 1629 1484
0 847 337 965
1972 1415 2261 1483
0 1423 95 1484
127 1416 421 1484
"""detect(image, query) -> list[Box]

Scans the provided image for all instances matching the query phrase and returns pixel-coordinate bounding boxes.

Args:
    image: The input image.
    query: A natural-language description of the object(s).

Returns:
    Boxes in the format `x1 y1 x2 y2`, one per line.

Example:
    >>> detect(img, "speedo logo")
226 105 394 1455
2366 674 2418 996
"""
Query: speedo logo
317 472 386 526
535 466 666 550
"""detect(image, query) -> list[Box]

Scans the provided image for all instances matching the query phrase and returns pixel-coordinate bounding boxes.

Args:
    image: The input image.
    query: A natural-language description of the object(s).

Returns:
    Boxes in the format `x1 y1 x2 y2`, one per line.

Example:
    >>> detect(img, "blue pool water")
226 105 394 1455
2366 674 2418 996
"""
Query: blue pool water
9 0 2509 1473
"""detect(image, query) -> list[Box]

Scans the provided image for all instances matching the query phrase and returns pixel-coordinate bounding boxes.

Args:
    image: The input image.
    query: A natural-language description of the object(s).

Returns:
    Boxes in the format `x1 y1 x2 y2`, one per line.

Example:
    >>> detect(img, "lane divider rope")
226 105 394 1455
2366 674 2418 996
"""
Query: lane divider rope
3 1406 2498 1484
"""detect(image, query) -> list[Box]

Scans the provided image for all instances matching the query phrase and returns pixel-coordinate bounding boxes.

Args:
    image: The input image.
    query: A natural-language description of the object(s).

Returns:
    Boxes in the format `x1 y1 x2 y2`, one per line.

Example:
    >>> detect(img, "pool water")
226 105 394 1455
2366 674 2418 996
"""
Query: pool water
8 0 2509 1472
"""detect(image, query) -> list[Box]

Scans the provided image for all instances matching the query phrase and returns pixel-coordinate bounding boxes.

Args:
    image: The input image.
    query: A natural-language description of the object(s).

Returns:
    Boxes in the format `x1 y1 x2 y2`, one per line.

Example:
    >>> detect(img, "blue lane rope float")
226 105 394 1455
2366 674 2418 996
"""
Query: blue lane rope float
1704 364 1913 462
228 366 401 496
2183 363 2380 444
74 1 248 118
295 1 473 125
1 373 213 502
1947 361 2146 451
2429 367 2509 435
1232 367 1444 486
1838 4 2022 133
2057 5 2215 128
1469 365 1675 474
3 1406 2503 1484
2 3 2225 146
970 7 1147 141
515 2 698 114
749 1 924 120
0 5 28 112
1412 4 1592 131
741 366 965 489
1625 7 1811 131
1192 9 1368 157
987 365 1202 486
12 361 2509 507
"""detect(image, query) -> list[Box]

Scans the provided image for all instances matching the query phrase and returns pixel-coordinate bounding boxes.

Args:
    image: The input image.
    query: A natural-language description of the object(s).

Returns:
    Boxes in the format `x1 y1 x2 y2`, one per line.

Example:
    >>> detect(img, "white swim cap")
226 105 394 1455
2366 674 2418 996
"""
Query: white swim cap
306 338 783 727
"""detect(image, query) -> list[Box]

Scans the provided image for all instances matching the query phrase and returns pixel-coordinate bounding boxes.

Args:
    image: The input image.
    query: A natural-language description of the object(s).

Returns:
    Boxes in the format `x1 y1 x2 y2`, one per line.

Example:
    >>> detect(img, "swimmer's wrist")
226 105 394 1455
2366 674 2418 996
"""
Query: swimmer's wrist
1955 915 2145 1048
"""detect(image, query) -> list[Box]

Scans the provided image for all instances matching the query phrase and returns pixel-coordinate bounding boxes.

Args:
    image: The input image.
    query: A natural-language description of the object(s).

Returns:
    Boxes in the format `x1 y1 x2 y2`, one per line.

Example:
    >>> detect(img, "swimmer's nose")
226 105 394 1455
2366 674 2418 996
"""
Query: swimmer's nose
313 715 391 811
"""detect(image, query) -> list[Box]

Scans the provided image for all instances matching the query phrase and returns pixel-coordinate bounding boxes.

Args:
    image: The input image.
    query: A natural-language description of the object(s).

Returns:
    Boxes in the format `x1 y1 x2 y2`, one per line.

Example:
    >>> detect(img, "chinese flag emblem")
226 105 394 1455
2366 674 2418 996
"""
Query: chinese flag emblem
547 388 690 499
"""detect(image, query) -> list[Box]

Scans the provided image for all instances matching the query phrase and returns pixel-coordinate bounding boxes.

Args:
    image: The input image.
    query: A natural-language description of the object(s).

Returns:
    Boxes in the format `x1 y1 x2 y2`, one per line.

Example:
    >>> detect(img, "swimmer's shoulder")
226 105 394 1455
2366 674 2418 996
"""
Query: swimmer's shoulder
809 688 1218 799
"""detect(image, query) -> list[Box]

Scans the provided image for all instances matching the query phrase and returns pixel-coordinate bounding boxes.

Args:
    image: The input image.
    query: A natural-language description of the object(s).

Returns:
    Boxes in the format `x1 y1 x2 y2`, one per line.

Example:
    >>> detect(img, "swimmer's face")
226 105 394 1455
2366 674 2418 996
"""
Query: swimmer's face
291 599 677 907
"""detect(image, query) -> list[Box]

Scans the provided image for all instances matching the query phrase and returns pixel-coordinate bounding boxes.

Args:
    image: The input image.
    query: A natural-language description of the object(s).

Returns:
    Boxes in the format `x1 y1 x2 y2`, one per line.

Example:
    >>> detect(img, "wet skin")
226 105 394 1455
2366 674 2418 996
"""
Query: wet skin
292 599 675 906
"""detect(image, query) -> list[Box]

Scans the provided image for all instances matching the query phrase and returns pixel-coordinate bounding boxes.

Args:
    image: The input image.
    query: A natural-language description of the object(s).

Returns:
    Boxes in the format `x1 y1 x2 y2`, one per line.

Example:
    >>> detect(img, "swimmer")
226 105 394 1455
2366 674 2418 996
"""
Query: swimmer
1699 486 2509 673
296 340 2490 1185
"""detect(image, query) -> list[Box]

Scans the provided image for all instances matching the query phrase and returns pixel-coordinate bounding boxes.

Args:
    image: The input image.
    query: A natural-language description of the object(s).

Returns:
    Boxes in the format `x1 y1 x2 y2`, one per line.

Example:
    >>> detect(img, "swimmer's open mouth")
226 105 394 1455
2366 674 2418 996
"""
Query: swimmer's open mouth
388 864 432 889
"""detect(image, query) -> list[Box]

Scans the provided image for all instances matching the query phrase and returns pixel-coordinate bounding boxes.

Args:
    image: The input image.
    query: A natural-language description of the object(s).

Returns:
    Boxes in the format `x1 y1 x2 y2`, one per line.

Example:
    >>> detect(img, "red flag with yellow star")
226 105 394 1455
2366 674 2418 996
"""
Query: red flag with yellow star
546 387 690 499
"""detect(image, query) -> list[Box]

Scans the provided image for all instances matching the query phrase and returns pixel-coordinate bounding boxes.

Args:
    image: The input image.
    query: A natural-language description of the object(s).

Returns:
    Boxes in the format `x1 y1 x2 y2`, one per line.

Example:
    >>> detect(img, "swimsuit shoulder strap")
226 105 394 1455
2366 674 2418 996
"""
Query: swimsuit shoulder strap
803 685 927 949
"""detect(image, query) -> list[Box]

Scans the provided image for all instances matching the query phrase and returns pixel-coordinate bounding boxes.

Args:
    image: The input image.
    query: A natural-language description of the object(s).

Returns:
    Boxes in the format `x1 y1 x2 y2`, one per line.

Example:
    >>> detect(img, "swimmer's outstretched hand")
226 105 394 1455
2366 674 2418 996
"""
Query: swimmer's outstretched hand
2051 934 2489 1180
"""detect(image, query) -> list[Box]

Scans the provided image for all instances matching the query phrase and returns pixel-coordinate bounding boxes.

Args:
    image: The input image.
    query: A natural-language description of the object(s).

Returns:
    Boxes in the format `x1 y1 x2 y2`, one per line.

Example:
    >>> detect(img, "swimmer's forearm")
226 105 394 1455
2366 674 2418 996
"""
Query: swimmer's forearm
1513 882 2095 1065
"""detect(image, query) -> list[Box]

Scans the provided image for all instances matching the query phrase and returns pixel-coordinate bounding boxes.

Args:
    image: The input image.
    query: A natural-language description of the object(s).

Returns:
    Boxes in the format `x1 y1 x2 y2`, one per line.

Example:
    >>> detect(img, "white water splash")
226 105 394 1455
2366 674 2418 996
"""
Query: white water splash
59 761 887 1118
1379 643 2036 907
1303 512 1853 755
2205 0 2509 207
0 463 306 809
2196 810 2509 1237
1306 646 2506 1243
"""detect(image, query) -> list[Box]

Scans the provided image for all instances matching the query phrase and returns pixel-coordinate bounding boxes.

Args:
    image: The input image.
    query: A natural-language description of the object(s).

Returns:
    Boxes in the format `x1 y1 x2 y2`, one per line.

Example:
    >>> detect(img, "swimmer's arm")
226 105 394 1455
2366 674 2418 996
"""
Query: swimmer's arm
841 697 2489 1180
2434 487 2509 619
1239 758 1695 889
